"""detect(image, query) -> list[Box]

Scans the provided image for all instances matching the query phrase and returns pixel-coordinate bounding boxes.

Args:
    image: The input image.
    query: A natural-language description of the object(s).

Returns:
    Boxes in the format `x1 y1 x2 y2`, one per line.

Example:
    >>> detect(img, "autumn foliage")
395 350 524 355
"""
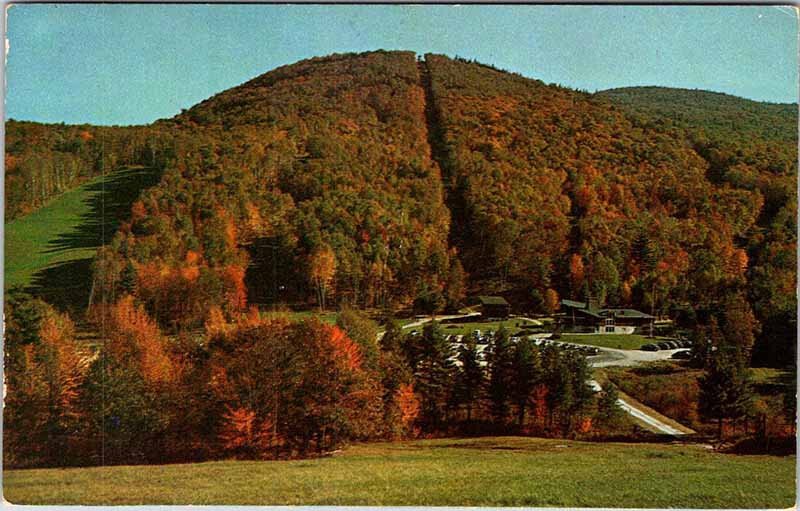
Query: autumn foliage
4 294 88 467
103 295 177 384
4 51 796 467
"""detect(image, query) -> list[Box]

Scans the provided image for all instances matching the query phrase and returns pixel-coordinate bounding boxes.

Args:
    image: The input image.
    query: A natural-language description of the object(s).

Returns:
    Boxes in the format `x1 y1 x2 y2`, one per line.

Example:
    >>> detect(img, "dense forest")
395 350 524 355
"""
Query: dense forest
4 51 797 467
425 55 795 365
596 86 797 365
90 51 459 329
5 121 175 219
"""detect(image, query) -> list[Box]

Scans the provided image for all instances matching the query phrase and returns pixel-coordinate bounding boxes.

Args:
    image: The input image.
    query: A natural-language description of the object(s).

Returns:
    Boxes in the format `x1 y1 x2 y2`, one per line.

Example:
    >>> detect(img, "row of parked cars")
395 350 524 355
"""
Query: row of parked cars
640 339 693 351
446 331 601 357
534 337 600 356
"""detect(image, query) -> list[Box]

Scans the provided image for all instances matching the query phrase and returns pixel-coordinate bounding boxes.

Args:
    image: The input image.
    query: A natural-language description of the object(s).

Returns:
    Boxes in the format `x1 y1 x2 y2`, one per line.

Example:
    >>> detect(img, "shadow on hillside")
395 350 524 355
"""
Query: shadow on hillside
27 167 162 313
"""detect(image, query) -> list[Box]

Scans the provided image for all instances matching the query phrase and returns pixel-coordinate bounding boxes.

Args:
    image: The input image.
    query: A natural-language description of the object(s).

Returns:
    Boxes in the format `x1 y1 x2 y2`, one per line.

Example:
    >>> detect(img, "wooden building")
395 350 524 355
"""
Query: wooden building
560 298 654 334
477 296 511 319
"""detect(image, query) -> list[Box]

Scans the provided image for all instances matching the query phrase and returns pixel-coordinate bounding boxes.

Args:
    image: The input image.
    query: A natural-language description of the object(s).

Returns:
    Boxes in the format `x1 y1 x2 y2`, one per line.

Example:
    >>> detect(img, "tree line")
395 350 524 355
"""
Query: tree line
4 290 623 468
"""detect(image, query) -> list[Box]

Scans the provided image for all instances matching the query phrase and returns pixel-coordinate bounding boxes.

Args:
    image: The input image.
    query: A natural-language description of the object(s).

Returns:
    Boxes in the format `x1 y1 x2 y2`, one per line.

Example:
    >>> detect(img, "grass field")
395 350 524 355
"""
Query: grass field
439 318 542 336
560 334 651 350
4 436 794 507
4 167 161 311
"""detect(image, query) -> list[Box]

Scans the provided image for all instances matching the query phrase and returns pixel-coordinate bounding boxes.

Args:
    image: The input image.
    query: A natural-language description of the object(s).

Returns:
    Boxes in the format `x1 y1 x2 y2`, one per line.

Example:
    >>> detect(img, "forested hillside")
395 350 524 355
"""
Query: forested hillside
5 121 174 219
596 86 797 364
6 53 796 355
424 56 789 331
598 87 796 145
91 51 458 330
5 50 797 469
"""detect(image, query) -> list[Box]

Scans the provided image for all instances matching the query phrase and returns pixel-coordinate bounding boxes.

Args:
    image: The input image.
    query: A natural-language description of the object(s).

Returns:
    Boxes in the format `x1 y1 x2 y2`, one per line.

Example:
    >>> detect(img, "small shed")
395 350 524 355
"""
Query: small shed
478 296 510 319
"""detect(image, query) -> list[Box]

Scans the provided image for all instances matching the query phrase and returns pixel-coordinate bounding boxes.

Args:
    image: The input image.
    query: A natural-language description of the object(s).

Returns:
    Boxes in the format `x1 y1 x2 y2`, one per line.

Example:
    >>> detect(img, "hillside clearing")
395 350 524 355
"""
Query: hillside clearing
4 436 793 507
4 167 160 310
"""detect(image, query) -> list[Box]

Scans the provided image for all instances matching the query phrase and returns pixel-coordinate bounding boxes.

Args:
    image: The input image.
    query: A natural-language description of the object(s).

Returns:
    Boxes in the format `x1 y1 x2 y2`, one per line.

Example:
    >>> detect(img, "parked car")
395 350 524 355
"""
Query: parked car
641 344 659 351
657 342 672 350
671 350 692 360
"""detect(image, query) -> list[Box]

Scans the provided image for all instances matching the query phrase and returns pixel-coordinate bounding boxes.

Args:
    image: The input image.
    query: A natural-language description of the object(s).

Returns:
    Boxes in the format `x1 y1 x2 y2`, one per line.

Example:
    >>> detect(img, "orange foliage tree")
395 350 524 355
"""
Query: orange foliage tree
104 295 177 385
544 288 560 314
4 293 88 467
309 245 336 311
218 406 282 458
209 318 383 457
396 383 421 437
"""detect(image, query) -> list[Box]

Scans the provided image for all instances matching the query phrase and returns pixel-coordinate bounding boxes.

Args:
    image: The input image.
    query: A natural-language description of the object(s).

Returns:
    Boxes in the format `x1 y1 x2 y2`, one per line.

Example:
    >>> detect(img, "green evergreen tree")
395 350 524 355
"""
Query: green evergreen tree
595 384 623 429
698 320 754 439
411 321 455 429
511 338 540 427
453 333 485 421
487 327 515 424
379 318 404 353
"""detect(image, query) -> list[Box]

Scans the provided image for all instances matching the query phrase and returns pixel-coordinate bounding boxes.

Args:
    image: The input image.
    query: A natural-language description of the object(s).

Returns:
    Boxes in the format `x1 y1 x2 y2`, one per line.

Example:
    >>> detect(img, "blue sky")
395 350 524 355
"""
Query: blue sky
6 4 798 126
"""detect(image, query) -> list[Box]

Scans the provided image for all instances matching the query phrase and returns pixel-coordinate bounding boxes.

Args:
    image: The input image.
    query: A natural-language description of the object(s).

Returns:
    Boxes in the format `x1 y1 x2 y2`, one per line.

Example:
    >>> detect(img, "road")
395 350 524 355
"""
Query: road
401 312 481 331
588 380 689 436
587 345 687 367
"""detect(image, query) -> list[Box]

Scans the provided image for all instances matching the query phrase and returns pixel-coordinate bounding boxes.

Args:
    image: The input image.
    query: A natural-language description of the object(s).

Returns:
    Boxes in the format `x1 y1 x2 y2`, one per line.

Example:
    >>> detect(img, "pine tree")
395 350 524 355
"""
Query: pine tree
510 338 540 427
453 334 484 421
379 317 404 353
411 321 455 429
698 320 754 439
487 327 514 424
595 384 623 428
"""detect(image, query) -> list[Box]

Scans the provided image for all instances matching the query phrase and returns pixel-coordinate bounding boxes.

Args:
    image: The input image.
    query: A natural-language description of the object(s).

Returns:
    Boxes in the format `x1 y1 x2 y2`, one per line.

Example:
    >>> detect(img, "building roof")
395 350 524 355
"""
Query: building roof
561 298 654 320
602 308 655 319
560 299 587 309
477 295 510 306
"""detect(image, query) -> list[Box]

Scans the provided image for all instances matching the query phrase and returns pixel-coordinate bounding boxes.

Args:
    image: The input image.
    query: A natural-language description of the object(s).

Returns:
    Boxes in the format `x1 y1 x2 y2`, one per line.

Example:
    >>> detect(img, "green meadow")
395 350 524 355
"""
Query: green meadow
4 167 160 310
560 334 652 350
4 436 794 507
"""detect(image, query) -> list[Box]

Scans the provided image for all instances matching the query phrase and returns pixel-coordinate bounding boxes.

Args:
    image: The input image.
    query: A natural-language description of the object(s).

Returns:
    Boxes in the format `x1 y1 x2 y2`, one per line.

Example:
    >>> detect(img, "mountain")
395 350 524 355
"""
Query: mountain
596 86 797 362
597 86 797 145
5 51 796 362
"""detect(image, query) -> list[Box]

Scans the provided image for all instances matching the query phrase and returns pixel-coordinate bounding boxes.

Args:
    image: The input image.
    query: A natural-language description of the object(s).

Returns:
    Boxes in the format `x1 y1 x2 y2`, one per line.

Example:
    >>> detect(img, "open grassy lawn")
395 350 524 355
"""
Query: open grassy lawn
4 167 160 311
439 318 542 336
4 436 794 507
560 334 651 350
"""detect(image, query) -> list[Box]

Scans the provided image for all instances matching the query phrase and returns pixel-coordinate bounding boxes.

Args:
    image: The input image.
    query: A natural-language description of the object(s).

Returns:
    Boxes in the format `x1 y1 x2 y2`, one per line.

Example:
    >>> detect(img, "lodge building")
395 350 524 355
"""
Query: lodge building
560 297 654 334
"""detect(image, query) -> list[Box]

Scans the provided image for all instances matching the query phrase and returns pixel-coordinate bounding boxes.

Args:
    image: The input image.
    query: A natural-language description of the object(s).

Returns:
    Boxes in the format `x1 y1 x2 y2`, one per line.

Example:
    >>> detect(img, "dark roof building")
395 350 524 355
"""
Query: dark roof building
477 296 511 319
560 298 654 333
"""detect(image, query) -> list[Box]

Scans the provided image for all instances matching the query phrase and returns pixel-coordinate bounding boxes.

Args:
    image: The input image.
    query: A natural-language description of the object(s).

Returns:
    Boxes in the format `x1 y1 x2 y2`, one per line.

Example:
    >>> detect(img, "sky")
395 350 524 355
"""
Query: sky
5 4 798 126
